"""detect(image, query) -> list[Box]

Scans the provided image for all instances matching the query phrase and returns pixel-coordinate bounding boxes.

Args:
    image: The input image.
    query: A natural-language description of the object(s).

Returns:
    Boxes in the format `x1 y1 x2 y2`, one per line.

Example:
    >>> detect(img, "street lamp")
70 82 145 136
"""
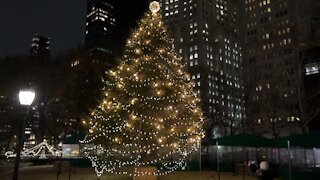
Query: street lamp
12 90 35 180
18 91 35 105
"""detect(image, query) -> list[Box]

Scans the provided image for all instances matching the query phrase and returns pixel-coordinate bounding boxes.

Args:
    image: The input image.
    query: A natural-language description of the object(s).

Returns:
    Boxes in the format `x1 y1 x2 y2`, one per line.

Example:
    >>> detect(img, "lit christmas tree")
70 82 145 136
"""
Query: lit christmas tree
81 1 205 177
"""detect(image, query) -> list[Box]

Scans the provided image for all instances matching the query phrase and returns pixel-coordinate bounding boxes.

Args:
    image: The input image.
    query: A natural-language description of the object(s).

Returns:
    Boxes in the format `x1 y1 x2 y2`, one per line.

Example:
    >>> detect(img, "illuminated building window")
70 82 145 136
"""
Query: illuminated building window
305 63 319 75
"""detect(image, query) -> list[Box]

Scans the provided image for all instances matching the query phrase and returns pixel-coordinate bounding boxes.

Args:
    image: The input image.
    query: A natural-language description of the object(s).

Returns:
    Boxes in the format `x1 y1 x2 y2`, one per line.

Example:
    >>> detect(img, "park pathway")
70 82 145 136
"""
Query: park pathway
1 165 256 180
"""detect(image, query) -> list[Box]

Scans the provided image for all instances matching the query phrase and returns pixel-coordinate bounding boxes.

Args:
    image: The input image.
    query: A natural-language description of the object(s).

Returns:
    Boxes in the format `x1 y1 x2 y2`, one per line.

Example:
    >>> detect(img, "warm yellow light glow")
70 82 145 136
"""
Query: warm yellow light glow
117 84 123 89
110 71 116 76
149 1 160 14
131 98 137 104
173 143 178 148
131 114 137 120
135 49 141 54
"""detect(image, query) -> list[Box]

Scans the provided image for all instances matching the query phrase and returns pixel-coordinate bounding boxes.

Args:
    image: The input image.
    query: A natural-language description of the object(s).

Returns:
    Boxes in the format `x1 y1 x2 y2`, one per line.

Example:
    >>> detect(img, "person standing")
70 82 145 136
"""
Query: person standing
248 161 258 176
256 161 276 180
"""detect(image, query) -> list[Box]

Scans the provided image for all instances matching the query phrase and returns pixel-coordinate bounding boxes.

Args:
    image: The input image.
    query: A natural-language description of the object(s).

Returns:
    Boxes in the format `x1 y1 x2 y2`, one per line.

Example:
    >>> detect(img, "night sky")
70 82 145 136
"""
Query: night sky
0 0 148 58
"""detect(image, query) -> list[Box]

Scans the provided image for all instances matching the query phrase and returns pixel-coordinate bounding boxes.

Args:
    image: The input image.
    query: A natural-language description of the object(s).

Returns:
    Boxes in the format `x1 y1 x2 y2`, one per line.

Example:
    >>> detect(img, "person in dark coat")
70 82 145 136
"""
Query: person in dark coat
248 161 258 176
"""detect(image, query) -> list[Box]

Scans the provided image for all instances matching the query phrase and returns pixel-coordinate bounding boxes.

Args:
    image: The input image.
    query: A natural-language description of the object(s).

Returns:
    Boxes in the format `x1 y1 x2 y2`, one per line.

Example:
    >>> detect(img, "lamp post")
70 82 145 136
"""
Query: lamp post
12 90 35 180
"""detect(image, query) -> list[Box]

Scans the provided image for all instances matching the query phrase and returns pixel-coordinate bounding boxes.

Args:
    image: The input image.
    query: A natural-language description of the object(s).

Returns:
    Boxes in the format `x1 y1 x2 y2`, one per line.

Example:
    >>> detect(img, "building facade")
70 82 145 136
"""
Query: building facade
241 0 320 137
0 96 16 152
160 0 244 137
85 0 149 70
85 0 119 68
303 47 320 132
30 34 50 58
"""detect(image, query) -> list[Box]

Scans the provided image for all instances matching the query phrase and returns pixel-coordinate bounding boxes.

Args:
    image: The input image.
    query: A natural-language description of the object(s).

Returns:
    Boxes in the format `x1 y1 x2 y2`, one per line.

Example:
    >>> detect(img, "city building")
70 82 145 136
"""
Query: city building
241 0 320 137
0 95 36 150
84 0 148 70
30 34 50 57
0 96 16 152
85 0 119 68
303 46 320 132
160 0 244 137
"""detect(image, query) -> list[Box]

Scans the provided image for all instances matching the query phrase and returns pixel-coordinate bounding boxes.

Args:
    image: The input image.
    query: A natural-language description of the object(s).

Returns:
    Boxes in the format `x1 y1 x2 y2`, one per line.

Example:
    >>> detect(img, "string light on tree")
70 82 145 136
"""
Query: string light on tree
81 1 205 178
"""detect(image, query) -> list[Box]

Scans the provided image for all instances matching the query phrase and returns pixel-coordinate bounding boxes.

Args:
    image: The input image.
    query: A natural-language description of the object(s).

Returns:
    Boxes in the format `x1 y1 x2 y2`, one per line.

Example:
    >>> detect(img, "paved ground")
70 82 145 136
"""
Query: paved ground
0 160 30 175
0 165 256 180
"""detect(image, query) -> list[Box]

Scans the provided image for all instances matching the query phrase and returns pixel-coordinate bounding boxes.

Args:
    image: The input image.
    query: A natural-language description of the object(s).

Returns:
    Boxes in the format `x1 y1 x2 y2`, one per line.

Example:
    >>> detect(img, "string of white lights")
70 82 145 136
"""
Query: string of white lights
81 2 205 177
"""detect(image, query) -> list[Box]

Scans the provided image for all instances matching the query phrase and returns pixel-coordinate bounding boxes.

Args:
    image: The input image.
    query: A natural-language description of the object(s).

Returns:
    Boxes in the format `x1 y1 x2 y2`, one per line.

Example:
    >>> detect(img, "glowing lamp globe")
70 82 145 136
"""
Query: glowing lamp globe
149 1 160 14
19 90 35 106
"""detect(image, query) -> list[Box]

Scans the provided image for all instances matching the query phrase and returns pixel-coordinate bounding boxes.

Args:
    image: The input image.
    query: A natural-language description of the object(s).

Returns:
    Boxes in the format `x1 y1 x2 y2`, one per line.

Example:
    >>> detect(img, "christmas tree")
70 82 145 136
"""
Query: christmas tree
81 1 205 177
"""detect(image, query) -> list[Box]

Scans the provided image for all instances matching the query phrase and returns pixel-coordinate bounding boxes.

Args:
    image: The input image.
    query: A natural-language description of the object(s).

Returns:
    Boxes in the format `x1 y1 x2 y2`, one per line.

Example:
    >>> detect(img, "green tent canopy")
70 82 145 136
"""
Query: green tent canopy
205 133 272 147
272 132 320 148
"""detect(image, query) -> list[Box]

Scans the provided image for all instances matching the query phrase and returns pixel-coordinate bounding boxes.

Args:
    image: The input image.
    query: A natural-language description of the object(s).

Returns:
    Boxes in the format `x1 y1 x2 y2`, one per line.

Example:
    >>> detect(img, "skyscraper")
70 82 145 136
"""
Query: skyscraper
241 0 320 136
85 0 149 70
30 34 50 58
85 0 119 68
160 0 244 137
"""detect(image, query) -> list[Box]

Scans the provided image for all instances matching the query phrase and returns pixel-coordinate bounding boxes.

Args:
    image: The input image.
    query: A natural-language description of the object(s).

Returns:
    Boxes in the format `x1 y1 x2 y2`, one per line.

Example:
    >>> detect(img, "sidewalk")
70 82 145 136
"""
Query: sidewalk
1 165 256 180
0 161 31 175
